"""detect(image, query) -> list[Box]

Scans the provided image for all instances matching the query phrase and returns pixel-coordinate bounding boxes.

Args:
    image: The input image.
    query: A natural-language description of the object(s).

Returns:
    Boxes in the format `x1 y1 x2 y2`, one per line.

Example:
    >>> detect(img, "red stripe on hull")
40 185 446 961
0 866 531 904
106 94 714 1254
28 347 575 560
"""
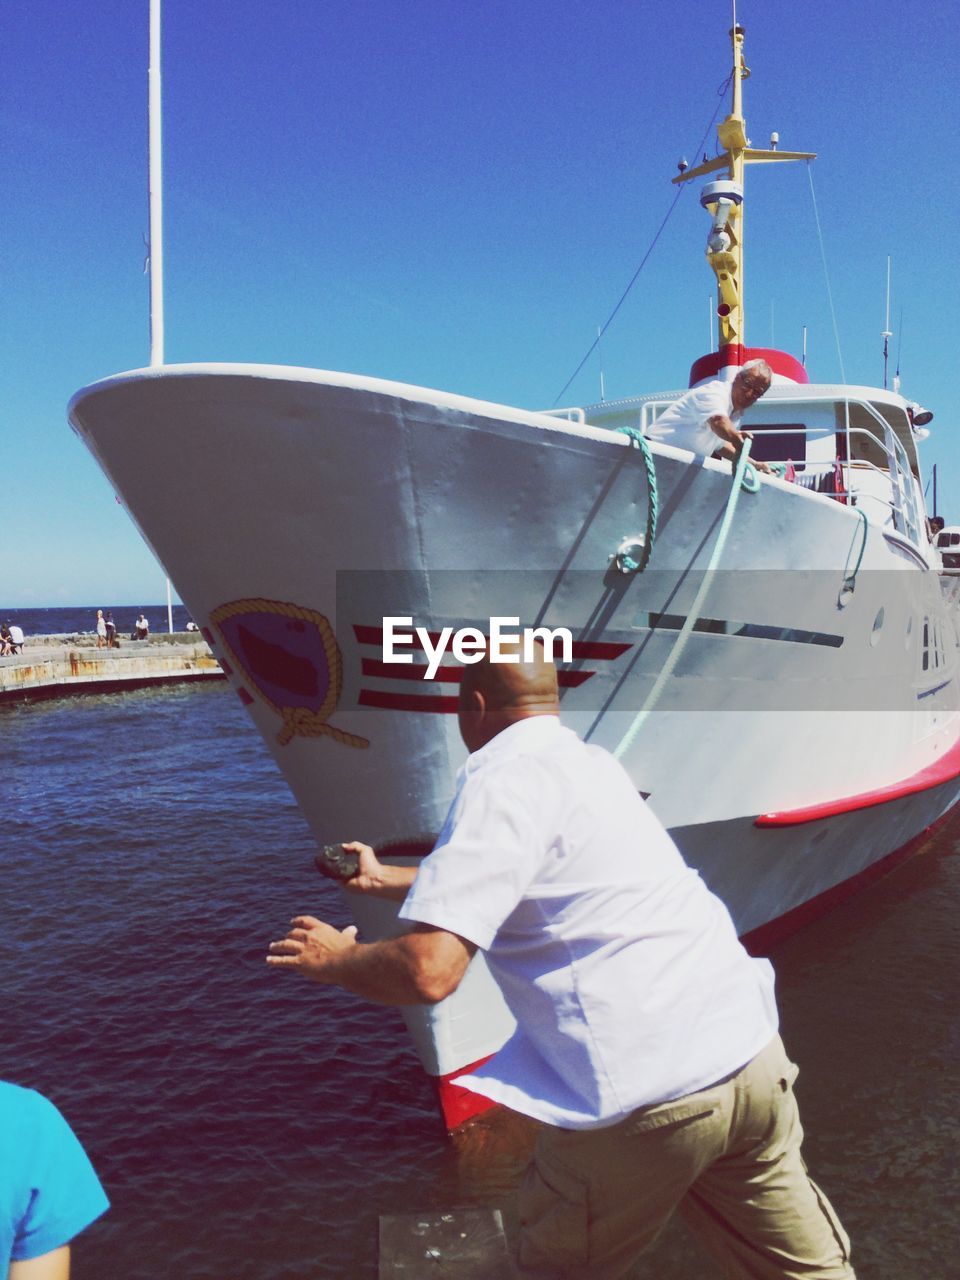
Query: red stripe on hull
353 623 631 661
434 1054 497 1129
360 658 594 687
756 734 960 826
741 810 953 955
688 346 809 387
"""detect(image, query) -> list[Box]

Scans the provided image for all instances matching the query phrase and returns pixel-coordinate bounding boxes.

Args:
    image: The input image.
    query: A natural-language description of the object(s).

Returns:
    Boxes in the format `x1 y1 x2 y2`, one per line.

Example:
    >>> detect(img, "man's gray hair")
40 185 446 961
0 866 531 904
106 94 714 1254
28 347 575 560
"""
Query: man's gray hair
741 358 772 381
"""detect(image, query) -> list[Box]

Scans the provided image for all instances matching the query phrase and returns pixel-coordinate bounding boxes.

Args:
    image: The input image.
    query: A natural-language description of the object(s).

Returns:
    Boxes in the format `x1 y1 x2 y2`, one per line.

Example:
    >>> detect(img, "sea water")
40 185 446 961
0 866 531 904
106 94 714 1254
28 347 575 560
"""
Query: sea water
0 603 193 639
1 671 957 1278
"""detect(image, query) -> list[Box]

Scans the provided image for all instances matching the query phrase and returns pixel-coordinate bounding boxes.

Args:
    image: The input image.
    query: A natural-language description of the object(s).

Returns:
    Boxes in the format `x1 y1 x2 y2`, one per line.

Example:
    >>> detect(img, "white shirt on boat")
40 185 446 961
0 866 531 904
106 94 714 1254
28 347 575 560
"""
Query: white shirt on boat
399 715 778 1130
645 378 741 456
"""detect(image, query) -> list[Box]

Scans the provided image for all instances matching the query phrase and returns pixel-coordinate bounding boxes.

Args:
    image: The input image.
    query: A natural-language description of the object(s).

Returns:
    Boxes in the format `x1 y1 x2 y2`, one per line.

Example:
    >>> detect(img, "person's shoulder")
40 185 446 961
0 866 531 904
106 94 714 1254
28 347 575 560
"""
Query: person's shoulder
698 378 732 409
467 726 569 794
0 1082 68 1149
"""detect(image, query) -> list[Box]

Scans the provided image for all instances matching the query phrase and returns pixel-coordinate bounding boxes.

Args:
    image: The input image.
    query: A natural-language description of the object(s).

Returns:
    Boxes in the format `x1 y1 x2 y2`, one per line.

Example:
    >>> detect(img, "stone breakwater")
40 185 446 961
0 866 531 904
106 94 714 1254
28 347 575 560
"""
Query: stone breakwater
0 632 223 703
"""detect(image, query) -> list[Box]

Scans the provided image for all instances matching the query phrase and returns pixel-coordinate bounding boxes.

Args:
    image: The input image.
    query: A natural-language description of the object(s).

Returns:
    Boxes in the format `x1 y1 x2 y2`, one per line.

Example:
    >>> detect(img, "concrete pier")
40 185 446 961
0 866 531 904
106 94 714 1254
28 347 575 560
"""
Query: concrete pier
379 1209 514 1279
0 632 223 703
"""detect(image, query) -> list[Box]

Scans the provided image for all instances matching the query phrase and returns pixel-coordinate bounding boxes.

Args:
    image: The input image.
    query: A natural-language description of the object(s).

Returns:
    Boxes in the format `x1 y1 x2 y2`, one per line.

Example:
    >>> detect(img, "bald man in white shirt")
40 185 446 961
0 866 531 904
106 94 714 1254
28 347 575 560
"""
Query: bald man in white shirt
267 644 854 1279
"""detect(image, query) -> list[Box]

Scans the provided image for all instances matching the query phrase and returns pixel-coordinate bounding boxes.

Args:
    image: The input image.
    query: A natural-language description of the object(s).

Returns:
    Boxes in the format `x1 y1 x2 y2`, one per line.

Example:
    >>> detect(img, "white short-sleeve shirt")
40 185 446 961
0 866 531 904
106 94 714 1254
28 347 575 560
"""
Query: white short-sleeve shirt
645 378 740 456
399 716 777 1129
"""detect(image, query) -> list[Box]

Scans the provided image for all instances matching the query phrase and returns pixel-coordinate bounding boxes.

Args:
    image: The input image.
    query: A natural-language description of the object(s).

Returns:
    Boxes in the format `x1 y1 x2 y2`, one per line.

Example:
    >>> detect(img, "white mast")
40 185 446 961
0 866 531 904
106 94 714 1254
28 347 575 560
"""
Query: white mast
148 0 164 367
149 0 174 632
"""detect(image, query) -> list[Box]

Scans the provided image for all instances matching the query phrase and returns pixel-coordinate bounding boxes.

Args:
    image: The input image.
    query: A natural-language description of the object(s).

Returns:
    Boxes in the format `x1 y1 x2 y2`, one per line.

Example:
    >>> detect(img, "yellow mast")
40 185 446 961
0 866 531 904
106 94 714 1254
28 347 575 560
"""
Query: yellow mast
673 24 815 350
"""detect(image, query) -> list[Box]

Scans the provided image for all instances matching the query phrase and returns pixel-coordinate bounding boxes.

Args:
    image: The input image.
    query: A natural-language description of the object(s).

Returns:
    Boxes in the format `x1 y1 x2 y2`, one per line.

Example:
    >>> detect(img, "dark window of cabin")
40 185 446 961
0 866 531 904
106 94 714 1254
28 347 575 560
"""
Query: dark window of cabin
743 422 808 465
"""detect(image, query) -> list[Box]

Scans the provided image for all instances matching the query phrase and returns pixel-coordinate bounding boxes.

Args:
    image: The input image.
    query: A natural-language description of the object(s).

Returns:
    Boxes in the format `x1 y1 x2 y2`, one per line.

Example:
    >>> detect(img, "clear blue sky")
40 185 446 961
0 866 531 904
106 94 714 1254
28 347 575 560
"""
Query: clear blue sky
1 0 957 605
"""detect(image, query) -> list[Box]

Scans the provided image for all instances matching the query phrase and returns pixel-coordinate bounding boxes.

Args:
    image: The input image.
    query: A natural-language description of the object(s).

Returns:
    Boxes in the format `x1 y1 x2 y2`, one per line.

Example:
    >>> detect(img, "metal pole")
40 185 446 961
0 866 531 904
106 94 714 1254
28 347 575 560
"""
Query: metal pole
148 0 164 366
167 576 174 633
881 256 892 390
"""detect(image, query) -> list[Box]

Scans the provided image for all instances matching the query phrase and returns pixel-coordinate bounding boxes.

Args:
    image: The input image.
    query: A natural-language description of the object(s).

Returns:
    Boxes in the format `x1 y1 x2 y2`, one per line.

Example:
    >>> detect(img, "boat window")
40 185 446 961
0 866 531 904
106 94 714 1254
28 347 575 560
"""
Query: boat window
919 618 947 672
740 421 807 465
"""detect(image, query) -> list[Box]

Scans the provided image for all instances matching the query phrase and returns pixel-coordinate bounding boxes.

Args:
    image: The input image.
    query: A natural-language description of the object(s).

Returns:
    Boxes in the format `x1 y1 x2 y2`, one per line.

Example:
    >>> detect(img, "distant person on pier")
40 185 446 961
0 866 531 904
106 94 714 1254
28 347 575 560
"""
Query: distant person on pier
8 622 24 653
0 1080 110 1278
94 610 107 649
0 623 12 655
267 642 856 1280
646 357 774 475
104 612 117 647
134 612 149 641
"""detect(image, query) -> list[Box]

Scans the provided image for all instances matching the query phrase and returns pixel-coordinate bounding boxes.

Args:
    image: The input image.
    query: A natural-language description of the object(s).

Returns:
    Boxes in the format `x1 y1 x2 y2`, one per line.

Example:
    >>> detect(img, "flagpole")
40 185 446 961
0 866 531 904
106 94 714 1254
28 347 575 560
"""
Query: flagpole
149 0 164 367
148 0 174 631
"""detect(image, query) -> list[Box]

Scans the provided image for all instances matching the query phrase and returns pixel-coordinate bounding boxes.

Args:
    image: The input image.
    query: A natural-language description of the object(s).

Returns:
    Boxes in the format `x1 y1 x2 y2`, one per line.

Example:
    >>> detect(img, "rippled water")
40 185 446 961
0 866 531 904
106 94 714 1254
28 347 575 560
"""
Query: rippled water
1 682 957 1278
0 604 193 639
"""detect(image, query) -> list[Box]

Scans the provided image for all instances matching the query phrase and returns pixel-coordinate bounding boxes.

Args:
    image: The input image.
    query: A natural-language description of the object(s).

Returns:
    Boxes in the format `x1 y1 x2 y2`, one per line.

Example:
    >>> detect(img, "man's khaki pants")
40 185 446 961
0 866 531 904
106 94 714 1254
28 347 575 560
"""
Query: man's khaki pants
517 1036 854 1279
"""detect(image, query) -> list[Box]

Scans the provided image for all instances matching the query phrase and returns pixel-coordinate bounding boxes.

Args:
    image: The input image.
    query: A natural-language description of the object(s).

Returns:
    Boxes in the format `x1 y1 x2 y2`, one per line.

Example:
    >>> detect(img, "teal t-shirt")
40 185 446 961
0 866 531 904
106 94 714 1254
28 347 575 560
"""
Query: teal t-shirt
1 1082 109 1267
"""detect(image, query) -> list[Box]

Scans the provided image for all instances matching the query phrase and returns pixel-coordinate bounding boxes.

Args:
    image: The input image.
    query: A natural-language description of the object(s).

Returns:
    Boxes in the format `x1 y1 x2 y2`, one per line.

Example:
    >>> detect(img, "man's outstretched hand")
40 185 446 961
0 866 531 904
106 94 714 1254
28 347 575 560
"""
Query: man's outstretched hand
266 916 358 982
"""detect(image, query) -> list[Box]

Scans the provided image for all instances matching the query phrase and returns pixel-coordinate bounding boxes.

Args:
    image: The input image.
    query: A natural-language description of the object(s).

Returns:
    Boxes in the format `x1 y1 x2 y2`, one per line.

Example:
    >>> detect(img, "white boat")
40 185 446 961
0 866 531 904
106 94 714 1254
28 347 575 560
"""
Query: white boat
68 24 960 1128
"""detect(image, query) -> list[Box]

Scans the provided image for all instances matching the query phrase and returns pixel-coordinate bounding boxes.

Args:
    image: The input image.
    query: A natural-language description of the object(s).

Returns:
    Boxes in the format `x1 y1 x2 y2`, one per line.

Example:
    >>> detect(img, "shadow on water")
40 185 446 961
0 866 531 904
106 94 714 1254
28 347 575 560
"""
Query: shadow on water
2 681 958 1277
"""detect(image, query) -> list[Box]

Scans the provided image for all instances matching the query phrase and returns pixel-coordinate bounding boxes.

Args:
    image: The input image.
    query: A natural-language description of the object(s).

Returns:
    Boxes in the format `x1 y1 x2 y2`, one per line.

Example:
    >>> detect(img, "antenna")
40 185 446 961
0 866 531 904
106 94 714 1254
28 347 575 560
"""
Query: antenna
597 326 606 402
881 256 892 389
893 305 904 394
801 325 807 367
148 0 164 367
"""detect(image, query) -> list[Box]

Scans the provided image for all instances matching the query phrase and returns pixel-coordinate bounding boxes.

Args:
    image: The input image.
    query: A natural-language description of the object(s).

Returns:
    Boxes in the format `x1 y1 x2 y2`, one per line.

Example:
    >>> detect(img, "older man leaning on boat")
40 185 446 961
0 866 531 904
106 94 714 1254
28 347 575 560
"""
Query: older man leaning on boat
646 357 774 474
267 642 855 1280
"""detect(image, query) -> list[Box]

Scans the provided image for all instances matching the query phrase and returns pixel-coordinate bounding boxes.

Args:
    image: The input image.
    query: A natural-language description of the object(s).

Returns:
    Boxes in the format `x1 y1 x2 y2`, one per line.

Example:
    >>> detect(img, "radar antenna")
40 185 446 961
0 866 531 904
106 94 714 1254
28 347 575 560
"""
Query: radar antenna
672 24 816 351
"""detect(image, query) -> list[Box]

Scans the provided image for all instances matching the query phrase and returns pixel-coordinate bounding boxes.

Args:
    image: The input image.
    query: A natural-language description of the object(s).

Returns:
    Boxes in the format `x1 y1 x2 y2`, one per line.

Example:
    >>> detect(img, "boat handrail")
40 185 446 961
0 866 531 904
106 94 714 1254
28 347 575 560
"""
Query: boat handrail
852 399 924 546
540 406 587 424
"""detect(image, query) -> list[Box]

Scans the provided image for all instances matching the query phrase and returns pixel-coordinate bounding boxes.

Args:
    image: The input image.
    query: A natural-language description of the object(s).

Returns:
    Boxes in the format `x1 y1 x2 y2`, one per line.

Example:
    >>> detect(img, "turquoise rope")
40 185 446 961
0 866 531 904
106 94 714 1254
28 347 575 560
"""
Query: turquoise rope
615 427 658 573
839 508 869 606
613 440 758 760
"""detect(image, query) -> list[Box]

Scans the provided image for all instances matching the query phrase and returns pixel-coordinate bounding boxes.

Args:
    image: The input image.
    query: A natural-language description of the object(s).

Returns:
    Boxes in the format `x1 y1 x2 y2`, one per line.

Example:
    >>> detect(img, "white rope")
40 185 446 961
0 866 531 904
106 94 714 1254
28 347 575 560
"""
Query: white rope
806 162 846 384
612 441 756 760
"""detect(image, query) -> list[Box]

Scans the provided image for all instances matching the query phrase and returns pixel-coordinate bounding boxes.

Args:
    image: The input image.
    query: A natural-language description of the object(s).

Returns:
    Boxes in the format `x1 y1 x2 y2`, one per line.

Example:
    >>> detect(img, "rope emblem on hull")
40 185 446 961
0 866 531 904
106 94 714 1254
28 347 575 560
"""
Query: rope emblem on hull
210 597 369 748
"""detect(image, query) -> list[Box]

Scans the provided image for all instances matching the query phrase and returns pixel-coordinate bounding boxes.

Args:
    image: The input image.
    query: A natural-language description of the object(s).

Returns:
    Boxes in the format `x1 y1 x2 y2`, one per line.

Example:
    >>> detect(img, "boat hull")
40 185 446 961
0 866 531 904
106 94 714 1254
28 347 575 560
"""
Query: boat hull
68 364 960 1101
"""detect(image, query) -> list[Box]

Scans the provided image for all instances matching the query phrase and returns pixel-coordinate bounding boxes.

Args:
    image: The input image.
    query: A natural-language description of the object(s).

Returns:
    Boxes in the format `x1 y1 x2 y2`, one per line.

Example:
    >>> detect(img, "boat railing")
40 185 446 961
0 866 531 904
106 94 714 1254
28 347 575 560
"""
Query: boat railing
540 406 587 424
850 399 925 546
